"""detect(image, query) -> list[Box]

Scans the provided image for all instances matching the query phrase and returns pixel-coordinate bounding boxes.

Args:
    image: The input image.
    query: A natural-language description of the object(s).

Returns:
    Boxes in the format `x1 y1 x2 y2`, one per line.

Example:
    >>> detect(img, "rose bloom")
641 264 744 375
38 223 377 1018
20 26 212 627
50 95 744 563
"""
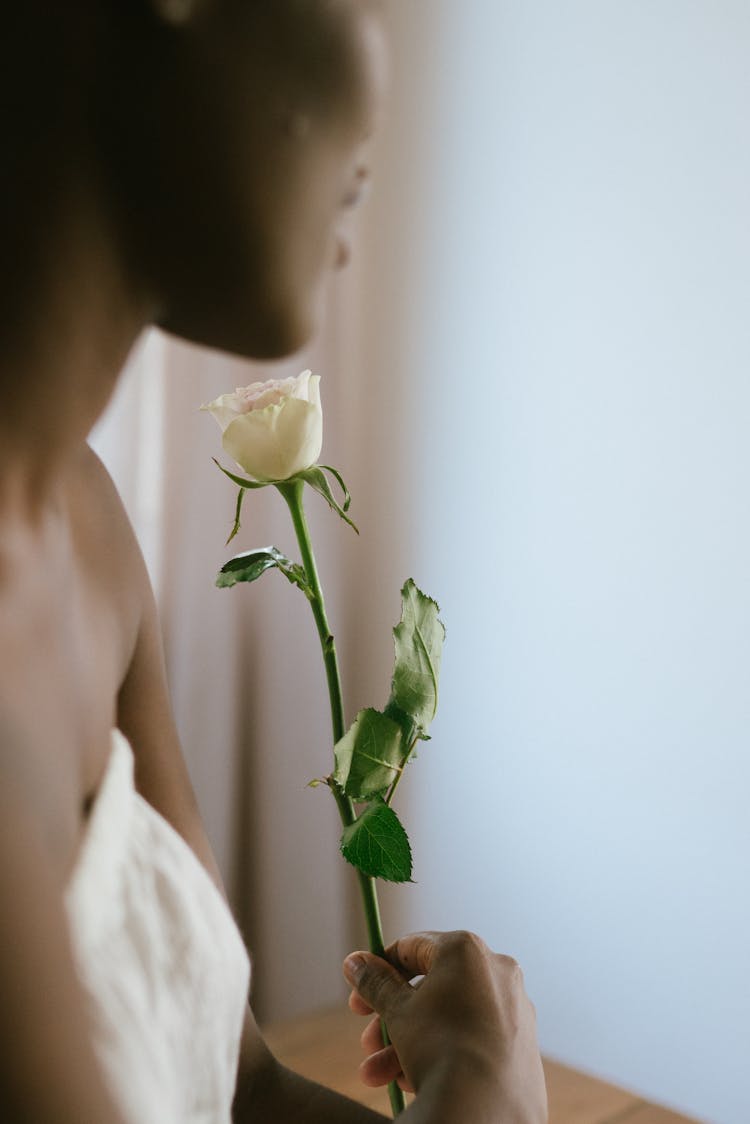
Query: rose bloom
202 370 322 481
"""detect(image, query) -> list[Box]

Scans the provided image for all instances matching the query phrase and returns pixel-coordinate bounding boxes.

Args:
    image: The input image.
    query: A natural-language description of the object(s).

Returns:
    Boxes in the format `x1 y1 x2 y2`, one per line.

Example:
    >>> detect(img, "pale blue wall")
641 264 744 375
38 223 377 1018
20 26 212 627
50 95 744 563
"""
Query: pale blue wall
363 3 750 1121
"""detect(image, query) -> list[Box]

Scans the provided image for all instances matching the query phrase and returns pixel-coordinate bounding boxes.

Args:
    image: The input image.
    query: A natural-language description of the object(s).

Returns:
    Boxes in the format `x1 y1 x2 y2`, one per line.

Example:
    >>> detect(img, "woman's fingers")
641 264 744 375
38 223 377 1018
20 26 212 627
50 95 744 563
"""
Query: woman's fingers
342 952 412 1021
345 931 546 1116
345 936 435 1020
359 1045 401 1087
360 1014 384 1054
358 1045 414 1093
348 988 374 1016
360 1013 415 1092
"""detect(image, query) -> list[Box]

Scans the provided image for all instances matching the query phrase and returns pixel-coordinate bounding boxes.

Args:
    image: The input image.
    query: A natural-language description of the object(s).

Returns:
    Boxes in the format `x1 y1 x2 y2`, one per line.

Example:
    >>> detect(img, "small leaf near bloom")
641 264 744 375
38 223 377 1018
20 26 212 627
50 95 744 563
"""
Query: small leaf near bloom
216 546 311 597
201 370 322 482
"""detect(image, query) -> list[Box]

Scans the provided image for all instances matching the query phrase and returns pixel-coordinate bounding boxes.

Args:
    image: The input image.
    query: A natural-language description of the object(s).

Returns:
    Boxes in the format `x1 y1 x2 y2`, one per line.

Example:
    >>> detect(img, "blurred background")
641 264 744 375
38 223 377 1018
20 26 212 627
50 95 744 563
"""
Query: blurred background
91 3 750 1123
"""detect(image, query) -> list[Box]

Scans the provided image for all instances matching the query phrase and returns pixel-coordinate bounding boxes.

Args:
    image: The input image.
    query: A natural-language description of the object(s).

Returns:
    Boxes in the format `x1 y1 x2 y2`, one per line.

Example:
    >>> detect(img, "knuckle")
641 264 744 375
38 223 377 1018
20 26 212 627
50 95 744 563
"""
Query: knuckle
443 929 486 957
392 931 438 977
496 953 525 989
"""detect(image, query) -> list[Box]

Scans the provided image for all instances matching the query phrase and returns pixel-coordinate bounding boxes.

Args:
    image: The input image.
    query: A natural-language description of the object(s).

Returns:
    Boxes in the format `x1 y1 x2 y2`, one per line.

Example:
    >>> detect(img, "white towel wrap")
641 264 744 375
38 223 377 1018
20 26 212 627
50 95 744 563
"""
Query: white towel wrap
65 729 250 1124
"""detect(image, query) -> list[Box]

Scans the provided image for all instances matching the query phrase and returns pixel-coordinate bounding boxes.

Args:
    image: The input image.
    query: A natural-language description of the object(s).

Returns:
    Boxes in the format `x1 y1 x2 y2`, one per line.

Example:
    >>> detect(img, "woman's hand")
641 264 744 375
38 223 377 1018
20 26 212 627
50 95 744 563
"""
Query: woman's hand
343 930 548 1124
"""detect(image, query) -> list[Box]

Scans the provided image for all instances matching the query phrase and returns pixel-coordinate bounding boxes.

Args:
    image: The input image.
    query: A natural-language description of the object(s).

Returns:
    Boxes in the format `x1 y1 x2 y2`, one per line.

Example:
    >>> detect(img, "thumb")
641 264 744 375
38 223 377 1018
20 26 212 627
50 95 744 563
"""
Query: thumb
343 952 410 1020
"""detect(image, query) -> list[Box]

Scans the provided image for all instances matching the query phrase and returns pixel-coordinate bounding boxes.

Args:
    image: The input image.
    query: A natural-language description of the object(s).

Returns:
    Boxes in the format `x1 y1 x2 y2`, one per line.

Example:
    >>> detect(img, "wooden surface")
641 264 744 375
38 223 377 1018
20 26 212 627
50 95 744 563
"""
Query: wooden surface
262 1005 702 1123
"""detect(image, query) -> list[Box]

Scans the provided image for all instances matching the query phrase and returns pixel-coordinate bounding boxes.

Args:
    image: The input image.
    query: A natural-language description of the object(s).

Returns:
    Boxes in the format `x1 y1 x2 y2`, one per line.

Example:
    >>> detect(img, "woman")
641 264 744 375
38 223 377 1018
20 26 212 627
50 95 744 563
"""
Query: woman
0 1 547 1121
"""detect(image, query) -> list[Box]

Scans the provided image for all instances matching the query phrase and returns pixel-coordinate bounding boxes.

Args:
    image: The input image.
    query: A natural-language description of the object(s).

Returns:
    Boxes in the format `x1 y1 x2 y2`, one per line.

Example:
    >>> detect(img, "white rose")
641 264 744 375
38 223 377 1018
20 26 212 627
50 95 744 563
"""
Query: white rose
202 369 323 482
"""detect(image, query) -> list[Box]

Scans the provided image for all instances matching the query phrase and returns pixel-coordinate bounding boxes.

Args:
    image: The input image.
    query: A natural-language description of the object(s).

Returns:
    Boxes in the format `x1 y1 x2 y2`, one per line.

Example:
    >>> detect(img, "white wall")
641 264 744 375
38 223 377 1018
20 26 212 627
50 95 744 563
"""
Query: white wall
357 3 750 1122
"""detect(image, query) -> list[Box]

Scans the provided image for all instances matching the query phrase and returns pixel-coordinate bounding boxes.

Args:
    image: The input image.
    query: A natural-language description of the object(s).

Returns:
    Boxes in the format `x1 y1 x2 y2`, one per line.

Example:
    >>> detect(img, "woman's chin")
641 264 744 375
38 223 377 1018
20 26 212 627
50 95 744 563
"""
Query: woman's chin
155 299 319 364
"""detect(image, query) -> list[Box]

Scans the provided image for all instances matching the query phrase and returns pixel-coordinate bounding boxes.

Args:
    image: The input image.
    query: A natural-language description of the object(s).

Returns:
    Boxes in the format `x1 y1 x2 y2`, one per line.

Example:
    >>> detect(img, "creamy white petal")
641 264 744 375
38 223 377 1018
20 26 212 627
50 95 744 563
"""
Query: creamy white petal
222 396 323 481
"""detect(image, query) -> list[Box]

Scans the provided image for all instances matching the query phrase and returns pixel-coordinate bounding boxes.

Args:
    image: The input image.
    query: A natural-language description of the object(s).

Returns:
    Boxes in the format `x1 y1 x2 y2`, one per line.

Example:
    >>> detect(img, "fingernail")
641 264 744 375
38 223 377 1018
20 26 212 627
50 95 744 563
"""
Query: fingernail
344 954 366 984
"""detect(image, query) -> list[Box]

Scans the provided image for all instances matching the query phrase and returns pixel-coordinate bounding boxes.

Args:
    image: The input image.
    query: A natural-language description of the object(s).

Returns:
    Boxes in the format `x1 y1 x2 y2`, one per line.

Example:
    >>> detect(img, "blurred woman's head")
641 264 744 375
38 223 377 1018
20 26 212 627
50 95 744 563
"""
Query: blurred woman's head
4 0 387 359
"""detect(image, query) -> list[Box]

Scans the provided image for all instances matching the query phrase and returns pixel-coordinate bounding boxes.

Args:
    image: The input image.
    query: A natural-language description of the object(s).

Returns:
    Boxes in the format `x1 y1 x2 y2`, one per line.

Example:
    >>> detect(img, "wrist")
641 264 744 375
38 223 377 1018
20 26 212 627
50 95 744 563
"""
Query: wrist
410 1047 541 1124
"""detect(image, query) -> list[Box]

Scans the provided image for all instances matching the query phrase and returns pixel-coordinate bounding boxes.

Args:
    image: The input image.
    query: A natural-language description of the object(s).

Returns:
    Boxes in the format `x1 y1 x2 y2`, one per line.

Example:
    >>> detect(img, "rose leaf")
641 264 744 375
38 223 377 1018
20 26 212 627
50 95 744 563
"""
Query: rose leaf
387 579 445 738
340 801 413 883
333 708 406 800
216 546 311 597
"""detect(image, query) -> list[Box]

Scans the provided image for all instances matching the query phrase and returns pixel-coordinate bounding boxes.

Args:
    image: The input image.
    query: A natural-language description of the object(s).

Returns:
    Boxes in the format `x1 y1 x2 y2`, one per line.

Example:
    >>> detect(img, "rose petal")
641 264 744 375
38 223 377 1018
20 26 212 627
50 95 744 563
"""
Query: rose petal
222 395 323 481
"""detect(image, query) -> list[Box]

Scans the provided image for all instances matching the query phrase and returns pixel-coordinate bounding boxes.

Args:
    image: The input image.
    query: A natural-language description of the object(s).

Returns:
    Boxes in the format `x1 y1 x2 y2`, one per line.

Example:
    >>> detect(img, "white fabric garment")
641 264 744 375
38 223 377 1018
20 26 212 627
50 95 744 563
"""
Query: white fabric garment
65 729 251 1124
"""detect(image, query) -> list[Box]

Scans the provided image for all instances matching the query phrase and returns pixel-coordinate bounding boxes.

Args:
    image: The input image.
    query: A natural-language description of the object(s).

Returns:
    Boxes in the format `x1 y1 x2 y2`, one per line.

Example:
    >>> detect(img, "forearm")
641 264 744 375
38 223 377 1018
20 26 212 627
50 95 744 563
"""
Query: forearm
233 1056 388 1124
233 1053 526 1124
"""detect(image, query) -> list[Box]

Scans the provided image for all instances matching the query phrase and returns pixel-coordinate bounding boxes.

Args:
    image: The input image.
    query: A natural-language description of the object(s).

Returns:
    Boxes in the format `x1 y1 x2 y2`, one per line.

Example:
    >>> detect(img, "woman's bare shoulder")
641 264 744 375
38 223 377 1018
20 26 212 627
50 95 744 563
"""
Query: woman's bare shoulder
71 443 146 570
0 445 141 877
67 444 149 666
71 444 227 887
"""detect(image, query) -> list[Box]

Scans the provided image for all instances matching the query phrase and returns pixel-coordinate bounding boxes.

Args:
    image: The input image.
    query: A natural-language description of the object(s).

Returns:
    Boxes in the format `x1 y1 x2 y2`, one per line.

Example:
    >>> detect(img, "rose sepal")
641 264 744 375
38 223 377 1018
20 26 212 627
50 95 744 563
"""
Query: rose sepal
212 458 275 492
213 458 358 538
294 465 359 533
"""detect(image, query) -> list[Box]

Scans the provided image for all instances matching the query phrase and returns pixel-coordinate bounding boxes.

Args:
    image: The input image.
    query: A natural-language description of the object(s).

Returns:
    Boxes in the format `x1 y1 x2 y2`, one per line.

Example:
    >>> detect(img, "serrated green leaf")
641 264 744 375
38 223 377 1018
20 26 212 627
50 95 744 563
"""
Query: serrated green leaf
333 708 405 800
216 546 310 596
297 466 359 534
388 579 445 736
340 801 413 882
382 700 417 743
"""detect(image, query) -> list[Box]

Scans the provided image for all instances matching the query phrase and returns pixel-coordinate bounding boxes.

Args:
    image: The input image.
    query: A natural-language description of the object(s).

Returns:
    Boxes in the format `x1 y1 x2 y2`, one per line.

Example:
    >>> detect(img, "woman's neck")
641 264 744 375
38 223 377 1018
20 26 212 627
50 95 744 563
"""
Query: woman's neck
0 172 156 520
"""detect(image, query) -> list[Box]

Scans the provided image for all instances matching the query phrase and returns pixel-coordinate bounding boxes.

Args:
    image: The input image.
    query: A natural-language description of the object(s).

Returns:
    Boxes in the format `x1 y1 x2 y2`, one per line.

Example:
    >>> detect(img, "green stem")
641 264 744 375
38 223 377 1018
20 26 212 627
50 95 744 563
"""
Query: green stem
278 478 406 1118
